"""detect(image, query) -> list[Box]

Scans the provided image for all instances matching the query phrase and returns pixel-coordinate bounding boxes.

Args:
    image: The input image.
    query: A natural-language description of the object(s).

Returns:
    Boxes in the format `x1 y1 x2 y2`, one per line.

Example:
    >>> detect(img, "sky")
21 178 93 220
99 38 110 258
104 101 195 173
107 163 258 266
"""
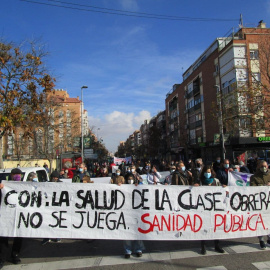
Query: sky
1 0 270 153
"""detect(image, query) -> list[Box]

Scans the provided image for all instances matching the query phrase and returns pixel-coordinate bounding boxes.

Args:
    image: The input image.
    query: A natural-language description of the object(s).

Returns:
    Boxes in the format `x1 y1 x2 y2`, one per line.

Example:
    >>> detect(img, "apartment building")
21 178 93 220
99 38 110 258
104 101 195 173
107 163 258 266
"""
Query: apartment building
166 20 270 163
3 89 87 160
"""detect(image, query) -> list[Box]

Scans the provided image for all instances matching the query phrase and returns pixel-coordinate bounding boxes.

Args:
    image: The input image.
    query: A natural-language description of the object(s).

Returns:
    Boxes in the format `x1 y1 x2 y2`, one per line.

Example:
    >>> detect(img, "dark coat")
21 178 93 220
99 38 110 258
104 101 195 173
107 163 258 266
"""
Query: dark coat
250 169 270 186
171 170 190 185
216 168 228 185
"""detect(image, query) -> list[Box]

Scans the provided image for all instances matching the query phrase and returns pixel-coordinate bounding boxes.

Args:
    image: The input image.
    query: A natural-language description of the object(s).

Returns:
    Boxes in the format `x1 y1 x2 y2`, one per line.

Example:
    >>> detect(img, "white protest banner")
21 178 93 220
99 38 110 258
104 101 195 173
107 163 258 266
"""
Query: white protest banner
228 171 252 186
113 157 132 165
91 177 111 184
1 181 270 241
112 166 119 174
159 171 170 183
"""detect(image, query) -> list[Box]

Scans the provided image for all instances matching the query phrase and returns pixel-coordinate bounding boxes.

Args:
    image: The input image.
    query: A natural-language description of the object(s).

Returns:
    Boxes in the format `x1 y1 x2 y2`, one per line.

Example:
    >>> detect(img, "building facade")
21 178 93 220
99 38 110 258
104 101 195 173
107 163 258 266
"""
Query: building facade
3 89 88 160
165 21 270 163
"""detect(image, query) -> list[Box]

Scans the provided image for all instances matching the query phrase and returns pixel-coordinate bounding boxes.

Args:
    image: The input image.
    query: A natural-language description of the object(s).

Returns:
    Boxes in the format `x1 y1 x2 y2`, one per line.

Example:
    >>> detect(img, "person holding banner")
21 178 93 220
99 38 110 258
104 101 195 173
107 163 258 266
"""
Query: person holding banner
110 169 125 185
199 165 225 255
250 160 270 249
42 171 62 245
164 165 176 185
0 168 24 267
123 175 145 258
129 165 143 185
171 162 192 185
216 159 233 186
238 161 250 173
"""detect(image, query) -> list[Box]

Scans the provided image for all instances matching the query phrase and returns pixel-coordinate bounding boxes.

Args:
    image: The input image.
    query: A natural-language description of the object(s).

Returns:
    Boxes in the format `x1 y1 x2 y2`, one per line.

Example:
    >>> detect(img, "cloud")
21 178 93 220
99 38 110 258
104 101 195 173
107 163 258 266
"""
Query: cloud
117 0 139 11
88 110 151 152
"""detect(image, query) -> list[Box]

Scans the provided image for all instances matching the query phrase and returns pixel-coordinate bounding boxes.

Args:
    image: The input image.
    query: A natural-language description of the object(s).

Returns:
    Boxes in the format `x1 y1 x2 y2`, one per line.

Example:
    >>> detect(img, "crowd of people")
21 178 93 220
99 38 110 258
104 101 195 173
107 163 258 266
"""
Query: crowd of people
0 156 270 267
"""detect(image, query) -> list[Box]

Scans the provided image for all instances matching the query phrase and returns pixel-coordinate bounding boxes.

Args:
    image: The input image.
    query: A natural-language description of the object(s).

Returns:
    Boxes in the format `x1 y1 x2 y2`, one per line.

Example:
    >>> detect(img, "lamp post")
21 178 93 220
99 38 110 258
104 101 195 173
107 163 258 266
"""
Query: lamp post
215 85 225 161
97 128 100 142
81 85 88 163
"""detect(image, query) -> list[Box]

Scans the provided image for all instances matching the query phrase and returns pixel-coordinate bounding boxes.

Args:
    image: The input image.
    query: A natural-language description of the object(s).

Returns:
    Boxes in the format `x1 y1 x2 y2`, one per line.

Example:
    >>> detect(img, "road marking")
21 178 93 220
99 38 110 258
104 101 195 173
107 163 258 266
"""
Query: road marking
197 266 227 270
253 261 270 269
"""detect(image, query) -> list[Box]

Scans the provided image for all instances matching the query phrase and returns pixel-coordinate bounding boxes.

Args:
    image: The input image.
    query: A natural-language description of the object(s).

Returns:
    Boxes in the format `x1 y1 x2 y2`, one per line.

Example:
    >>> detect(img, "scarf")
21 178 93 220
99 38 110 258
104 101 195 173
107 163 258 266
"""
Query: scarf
203 177 214 185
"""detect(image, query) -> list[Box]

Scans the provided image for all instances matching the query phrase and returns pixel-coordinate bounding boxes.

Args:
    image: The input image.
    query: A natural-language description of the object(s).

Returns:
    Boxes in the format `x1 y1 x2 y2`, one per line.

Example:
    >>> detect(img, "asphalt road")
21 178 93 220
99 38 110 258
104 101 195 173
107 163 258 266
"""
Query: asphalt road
2 237 270 270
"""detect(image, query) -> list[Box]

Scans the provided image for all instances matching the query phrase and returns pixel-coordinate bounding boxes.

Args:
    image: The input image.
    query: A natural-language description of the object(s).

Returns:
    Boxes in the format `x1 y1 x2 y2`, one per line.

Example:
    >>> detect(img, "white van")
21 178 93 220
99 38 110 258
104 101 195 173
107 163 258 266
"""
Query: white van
0 167 49 182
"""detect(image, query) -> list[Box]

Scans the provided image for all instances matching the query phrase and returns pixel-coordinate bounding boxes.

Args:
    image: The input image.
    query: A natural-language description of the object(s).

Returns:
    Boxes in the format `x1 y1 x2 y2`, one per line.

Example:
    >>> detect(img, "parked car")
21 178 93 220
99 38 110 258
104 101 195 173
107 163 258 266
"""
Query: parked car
0 167 49 182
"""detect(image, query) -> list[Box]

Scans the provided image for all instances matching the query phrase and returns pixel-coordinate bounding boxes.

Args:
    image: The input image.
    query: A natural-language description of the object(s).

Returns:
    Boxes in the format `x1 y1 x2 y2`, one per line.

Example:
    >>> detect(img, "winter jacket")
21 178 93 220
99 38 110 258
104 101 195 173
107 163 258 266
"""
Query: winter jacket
250 169 270 186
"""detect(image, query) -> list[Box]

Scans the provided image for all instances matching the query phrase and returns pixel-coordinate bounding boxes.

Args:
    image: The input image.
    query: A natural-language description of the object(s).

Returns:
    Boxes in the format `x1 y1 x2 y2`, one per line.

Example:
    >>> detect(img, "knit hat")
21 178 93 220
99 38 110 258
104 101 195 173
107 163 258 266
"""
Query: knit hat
11 168 22 174
51 171 60 178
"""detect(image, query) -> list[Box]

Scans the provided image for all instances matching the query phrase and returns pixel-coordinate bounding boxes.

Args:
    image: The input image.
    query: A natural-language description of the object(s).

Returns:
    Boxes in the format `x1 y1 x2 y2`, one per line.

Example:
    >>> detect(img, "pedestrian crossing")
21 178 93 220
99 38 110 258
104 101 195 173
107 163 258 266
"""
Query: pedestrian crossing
197 261 270 270
1 243 270 269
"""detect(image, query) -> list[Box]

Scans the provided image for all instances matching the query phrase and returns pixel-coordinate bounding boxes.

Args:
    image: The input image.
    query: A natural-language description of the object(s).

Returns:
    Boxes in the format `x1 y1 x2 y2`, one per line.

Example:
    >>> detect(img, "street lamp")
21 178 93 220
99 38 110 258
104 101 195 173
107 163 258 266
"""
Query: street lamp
97 128 100 142
81 85 88 163
215 85 225 161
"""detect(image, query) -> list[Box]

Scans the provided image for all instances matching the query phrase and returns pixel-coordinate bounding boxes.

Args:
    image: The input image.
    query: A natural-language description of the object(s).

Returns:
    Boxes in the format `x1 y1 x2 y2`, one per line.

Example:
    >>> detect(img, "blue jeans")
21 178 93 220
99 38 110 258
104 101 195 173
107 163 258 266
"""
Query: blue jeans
123 240 145 255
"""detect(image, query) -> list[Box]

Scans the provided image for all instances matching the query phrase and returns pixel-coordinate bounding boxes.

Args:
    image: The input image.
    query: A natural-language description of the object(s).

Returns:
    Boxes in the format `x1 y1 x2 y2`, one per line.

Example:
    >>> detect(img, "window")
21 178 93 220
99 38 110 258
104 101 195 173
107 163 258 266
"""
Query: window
194 95 201 105
250 50 259 60
222 78 236 95
189 115 196 124
252 73 261 82
189 129 196 139
7 135 14 155
240 118 251 129
187 83 193 94
195 113 202 121
188 99 194 109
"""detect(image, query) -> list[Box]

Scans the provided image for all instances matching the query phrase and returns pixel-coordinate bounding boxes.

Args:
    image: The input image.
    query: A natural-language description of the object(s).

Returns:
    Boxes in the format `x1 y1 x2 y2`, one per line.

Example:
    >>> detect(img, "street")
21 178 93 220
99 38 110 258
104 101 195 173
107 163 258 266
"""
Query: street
2 237 270 270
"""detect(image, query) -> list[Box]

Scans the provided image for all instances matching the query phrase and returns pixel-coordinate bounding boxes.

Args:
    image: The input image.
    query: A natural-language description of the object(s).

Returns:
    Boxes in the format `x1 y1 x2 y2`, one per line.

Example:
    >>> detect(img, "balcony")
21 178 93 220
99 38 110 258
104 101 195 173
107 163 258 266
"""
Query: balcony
186 91 193 99
194 103 201 111
195 120 202 127
193 87 200 95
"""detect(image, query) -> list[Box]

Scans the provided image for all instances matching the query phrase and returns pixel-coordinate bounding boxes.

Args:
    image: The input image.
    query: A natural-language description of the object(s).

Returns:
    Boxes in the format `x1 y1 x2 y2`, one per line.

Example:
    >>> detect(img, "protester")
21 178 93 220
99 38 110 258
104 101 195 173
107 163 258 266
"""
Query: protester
186 159 195 171
43 163 49 173
110 169 125 185
122 174 145 258
250 160 270 249
232 164 240 172
42 170 62 245
238 160 250 173
27 172 38 182
0 168 24 267
171 162 192 185
82 175 94 183
124 166 132 182
213 157 221 173
72 163 90 183
63 169 69 178
59 169 65 179
164 165 176 185
100 166 109 177
147 165 162 185
199 165 225 255
216 159 233 186
191 158 203 185
128 165 143 185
